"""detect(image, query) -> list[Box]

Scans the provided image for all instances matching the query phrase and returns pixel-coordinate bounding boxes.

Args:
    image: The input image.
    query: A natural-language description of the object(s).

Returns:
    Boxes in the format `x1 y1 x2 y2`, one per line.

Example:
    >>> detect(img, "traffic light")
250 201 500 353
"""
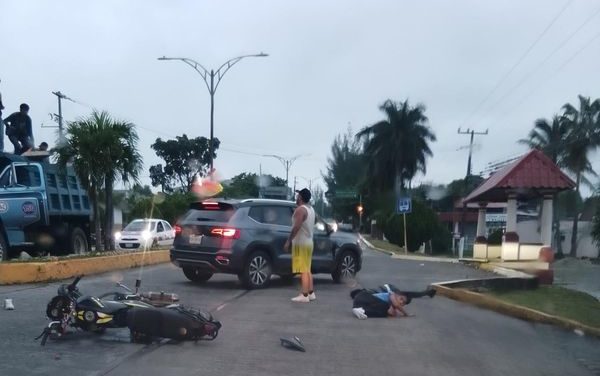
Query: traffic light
357 205 363 214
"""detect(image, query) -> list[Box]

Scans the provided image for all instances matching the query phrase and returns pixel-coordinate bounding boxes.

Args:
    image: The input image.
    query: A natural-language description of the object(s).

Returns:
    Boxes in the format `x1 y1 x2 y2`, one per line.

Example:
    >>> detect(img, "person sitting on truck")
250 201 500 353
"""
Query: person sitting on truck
3 103 33 155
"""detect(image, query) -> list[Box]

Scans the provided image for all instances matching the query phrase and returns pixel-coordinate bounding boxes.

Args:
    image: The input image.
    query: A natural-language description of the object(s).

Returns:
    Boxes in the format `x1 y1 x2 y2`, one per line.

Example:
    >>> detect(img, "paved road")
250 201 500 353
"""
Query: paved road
1 248 599 376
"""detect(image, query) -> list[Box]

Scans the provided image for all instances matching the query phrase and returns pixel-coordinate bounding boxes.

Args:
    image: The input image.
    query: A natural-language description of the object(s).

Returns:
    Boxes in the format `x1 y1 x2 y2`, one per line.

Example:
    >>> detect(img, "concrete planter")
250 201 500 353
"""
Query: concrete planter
0 250 170 285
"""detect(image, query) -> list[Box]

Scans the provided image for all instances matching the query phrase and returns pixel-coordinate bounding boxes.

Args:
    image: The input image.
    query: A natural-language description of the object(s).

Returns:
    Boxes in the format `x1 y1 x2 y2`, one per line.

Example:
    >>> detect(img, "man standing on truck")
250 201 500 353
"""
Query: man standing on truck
284 188 316 303
4 103 33 155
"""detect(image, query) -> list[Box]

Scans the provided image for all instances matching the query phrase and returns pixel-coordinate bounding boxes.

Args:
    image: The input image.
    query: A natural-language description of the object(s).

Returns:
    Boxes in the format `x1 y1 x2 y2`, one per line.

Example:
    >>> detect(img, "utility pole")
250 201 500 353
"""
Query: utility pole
52 91 73 140
457 127 489 251
457 128 488 177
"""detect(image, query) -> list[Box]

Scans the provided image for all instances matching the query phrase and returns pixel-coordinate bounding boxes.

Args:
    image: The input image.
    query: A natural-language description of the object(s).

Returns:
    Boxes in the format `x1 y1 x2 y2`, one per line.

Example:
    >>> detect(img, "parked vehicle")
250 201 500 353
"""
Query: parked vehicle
0 152 91 261
170 199 363 289
37 275 221 345
115 218 175 251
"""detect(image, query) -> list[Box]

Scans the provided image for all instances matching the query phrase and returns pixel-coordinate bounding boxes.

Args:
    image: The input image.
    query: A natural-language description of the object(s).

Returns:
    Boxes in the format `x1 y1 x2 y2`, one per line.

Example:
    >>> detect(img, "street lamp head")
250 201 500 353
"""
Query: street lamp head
257 52 269 57
157 56 167 60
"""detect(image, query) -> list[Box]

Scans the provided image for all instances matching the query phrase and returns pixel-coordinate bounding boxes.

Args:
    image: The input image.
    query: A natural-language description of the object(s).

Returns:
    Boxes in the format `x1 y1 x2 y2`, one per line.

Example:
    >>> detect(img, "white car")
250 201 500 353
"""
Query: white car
115 219 175 251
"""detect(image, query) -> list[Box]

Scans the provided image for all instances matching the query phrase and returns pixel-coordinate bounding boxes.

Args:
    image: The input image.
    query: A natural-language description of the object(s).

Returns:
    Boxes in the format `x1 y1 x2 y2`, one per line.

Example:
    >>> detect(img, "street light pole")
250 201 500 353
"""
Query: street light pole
263 154 305 188
158 53 268 171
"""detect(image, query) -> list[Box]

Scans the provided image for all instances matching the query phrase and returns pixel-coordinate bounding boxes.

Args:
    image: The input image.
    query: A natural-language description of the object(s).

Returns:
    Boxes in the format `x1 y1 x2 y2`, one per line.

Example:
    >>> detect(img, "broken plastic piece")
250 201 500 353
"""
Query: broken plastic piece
280 336 306 352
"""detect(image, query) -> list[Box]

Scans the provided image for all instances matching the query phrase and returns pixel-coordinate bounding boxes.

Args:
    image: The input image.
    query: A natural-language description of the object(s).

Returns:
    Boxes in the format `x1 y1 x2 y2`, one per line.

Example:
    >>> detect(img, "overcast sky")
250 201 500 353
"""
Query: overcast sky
1 0 599 196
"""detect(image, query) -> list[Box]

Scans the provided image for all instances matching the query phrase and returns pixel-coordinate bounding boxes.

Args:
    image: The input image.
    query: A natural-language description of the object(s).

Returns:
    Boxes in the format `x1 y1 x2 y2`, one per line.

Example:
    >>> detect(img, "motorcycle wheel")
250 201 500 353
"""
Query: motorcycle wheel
46 296 71 320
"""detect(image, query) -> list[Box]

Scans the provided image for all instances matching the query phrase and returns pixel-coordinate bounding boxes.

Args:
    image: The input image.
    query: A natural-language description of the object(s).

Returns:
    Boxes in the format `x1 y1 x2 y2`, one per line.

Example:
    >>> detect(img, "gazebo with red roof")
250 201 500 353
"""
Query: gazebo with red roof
464 149 575 261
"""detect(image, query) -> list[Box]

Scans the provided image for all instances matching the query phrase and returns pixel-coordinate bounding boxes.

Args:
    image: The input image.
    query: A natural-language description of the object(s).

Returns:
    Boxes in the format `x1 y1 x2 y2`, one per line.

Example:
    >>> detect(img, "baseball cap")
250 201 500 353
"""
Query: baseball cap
295 188 311 202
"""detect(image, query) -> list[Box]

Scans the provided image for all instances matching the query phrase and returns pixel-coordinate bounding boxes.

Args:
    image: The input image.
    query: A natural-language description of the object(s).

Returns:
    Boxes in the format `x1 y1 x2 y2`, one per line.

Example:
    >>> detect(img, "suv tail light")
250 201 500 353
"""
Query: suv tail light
210 228 240 239
174 225 182 235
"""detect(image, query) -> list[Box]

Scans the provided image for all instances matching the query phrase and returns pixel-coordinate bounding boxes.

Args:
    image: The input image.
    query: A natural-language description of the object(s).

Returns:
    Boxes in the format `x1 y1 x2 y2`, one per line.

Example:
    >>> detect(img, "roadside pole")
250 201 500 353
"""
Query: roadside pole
397 196 412 254
403 212 407 254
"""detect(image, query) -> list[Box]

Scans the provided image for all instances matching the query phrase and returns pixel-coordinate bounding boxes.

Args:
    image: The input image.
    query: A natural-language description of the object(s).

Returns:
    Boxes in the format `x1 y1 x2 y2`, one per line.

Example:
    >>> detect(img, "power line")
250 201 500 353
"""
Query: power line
459 0 573 128
481 4 600 125
62 94 296 158
485 27 600 131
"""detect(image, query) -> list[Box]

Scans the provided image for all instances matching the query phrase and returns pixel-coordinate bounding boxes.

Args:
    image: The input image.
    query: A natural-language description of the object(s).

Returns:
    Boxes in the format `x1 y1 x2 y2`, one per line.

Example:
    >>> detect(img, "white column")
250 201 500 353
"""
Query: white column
476 203 487 238
506 195 517 233
540 195 553 246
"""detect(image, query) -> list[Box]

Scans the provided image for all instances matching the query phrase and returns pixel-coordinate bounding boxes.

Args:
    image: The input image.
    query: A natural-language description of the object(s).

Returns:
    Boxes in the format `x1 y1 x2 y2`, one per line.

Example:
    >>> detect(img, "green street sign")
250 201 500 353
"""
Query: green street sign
335 190 358 198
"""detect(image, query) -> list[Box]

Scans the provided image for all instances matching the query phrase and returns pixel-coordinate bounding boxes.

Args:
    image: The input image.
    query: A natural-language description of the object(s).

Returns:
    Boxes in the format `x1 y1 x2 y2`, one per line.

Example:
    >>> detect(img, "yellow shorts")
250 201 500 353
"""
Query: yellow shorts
292 243 313 273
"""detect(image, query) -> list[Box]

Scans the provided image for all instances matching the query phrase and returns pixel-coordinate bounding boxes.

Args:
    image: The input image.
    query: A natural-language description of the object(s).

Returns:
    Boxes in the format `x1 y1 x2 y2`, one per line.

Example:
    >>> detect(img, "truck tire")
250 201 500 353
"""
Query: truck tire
70 227 89 255
0 231 8 261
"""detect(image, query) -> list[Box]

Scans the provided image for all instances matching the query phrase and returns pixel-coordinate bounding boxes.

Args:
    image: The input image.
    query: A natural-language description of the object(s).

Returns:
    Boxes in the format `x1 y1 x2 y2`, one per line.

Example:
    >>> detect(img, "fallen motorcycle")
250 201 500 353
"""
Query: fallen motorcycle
36 275 221 345
98 278 180 307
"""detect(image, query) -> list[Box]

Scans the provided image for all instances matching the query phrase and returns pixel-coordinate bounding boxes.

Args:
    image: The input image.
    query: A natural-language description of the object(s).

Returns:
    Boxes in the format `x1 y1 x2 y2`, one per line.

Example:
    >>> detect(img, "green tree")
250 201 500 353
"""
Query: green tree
150 134 220 193
561 95 600 256
56 110 142 251
382 199 451 254
591 204 600 252
219 173 286 199
518 115 570 256
356 99 436 194
322 128 365 221
128 192 196 225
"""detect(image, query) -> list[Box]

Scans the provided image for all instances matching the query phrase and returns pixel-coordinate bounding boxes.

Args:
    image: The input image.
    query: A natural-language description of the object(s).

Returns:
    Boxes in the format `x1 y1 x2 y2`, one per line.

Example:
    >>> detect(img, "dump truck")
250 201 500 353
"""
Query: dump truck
0 152 91 261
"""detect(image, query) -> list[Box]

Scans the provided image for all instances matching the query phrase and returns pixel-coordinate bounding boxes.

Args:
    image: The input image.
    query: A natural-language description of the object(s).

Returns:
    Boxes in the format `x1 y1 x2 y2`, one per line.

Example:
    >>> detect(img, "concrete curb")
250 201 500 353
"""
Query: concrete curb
478 263 536 278
358 234 394 256
0 250 170 285
359 234 459 263
432 282 600 339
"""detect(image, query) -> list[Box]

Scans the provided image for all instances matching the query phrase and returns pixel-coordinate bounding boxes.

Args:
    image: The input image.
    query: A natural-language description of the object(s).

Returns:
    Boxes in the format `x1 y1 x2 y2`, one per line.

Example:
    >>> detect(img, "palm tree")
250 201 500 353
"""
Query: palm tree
518 115 569 256
56 111 142 251
561 95 600 257
356 99 436 194
100 117 143 250
518 115 568 165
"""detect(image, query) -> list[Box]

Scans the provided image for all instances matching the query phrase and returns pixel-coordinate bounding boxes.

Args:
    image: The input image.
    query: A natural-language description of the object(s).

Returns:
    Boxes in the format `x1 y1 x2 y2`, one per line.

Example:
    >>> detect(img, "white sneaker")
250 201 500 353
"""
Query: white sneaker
308 292 316 301
4 299 14 310
291 294 310 303
352 307 367 319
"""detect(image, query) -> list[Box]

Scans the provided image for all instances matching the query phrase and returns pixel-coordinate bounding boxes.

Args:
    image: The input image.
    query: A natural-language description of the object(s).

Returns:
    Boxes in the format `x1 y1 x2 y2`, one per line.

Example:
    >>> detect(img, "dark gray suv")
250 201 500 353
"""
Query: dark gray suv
170 199 362 289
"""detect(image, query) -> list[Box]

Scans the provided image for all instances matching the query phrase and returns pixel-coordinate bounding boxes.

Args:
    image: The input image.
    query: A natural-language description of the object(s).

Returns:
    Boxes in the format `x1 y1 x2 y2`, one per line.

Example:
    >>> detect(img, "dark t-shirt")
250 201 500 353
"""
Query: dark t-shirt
3 112 33 138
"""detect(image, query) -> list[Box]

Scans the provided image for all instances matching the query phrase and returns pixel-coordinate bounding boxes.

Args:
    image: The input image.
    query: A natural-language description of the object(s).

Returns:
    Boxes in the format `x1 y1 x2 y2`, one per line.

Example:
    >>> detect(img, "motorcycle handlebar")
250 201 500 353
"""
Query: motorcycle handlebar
68 275 83 291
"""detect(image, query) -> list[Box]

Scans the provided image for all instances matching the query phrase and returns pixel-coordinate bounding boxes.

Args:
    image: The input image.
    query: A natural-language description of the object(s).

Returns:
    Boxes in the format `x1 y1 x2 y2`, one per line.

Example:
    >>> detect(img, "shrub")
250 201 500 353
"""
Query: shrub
383 199 451 254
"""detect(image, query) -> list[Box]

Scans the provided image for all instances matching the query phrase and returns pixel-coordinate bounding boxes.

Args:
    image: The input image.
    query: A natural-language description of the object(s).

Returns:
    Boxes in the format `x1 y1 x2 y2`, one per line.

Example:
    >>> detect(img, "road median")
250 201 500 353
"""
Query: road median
432 280 600 338
0 250 170 285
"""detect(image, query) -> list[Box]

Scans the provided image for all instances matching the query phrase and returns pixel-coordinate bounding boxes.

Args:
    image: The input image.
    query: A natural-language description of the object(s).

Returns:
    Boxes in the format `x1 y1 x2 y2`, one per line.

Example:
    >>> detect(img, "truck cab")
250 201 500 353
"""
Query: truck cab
0 152 91 261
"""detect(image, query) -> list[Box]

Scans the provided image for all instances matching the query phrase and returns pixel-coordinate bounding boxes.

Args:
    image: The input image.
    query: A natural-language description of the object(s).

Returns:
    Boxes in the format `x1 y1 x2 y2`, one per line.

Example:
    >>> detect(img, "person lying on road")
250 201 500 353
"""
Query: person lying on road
351 284 436 319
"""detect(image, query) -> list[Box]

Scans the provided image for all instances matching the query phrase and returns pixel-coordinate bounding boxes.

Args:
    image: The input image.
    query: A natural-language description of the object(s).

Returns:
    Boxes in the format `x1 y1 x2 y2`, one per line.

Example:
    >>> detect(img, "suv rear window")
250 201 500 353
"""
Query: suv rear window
183 202 236 222
248 205 293 226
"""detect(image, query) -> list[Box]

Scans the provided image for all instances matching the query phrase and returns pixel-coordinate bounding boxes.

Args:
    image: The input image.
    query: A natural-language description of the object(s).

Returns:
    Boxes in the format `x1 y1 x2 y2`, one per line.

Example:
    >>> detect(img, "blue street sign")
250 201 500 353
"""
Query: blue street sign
396 197 412 214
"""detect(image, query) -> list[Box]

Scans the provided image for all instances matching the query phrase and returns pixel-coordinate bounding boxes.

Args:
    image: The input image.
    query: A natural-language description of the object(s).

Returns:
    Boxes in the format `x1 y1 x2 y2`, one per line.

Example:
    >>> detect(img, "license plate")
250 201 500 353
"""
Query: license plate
124 243 134 248
189 235 203 245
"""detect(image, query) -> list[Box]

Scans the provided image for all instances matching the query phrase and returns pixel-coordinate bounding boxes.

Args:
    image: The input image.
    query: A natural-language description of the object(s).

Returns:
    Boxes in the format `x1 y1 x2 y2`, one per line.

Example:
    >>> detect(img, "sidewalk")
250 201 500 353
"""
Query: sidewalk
554 258 600 300
358 234 459 263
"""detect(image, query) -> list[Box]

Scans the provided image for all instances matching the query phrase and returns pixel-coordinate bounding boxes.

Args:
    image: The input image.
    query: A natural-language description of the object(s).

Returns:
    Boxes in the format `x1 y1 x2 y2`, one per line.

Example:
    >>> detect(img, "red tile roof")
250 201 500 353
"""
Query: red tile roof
465 149 575 203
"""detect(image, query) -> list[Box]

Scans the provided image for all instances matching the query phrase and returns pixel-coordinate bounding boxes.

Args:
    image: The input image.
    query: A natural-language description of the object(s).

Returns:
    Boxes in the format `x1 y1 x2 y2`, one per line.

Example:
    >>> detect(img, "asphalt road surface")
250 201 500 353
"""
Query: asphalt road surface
1 247 599 376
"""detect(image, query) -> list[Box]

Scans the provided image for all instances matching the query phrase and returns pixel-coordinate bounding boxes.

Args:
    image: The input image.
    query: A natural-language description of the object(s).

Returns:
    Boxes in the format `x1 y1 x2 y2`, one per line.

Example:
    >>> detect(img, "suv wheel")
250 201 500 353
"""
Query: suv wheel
240 251 272 289
182 267 213 283
332 250 357 283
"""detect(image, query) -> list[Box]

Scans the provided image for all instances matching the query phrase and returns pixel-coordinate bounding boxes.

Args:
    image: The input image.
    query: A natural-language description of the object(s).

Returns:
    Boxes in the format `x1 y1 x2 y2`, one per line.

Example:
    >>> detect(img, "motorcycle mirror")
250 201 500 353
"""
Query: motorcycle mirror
135 279 141 294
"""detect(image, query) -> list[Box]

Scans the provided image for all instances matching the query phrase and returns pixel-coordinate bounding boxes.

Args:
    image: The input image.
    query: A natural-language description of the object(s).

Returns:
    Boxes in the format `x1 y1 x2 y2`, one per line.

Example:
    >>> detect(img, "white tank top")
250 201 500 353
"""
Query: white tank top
292 204 315 246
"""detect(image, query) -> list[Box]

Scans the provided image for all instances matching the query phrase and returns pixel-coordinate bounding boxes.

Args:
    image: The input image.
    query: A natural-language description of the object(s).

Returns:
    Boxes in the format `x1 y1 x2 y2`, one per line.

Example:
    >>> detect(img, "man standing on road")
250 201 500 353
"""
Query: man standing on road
284 188 316 303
